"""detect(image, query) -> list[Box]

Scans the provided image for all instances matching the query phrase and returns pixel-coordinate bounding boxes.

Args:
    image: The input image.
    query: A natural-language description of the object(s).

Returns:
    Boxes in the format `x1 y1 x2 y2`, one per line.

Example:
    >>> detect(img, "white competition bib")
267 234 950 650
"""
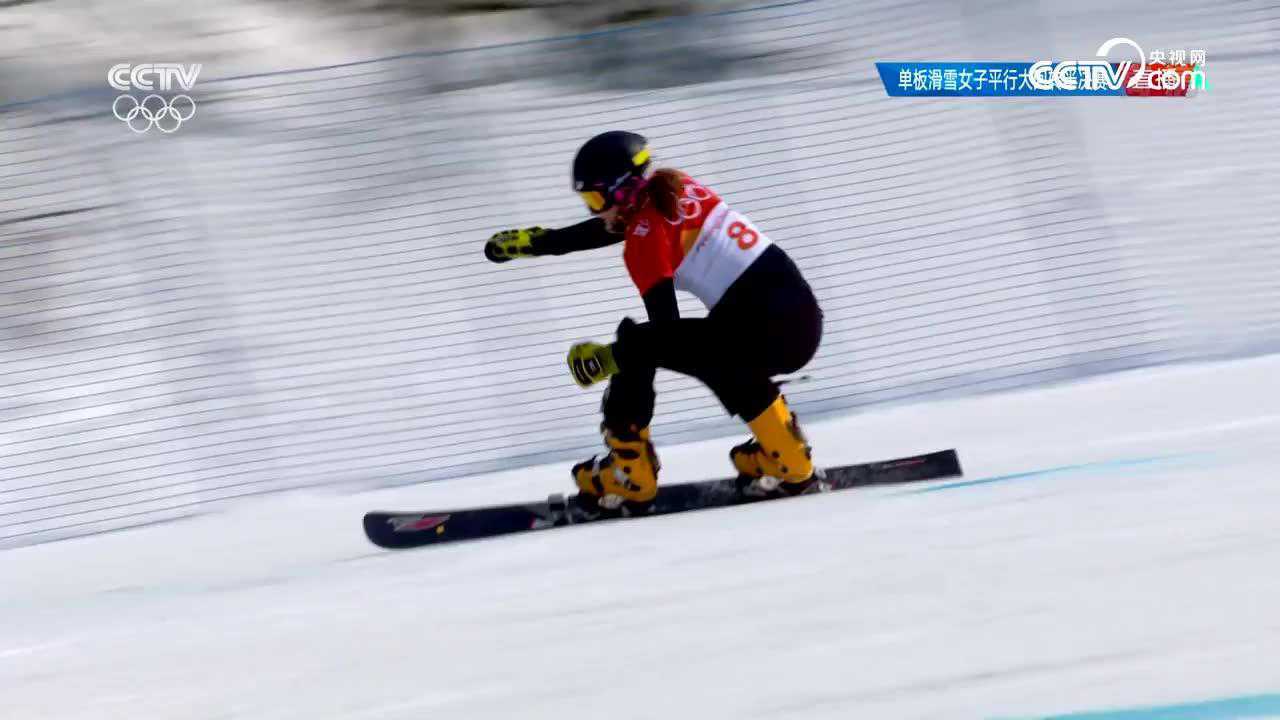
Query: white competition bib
673 202 772 309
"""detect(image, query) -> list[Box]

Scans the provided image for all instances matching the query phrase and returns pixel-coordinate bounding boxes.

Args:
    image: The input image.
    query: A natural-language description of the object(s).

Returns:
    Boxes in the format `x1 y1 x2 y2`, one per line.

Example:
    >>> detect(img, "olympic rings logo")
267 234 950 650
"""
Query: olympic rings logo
667 179 714 224
112 94 196 134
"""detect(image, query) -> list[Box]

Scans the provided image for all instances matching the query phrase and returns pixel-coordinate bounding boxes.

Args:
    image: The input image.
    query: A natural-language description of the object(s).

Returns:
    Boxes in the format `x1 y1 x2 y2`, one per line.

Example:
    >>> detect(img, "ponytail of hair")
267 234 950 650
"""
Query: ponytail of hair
645 168 686 222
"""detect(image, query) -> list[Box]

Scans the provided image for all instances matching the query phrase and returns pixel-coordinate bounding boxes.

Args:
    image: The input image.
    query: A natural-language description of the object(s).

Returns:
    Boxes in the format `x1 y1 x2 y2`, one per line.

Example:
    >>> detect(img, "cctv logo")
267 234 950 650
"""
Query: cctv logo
108 63 202 134
108 63 201 93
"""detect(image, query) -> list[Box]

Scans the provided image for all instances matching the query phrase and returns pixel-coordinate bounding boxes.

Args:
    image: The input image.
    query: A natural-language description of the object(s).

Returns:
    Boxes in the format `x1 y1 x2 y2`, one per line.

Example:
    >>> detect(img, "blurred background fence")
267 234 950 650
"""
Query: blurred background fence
2 0 1278 547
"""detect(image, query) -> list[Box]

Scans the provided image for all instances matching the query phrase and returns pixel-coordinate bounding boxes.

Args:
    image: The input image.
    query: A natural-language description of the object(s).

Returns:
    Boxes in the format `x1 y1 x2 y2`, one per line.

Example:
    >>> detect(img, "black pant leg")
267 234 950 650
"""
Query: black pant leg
601 363 658 434
608 317 779 425
712 245 824 379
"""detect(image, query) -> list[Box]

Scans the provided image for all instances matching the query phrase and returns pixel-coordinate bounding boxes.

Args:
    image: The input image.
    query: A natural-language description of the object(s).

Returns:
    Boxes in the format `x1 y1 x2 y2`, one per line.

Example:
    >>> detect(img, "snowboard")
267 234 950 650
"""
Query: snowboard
363 449 962 549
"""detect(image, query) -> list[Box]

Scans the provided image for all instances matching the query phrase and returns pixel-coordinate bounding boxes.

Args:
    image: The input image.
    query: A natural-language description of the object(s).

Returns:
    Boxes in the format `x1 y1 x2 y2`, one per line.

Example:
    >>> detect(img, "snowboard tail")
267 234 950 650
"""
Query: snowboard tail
364 449 961 550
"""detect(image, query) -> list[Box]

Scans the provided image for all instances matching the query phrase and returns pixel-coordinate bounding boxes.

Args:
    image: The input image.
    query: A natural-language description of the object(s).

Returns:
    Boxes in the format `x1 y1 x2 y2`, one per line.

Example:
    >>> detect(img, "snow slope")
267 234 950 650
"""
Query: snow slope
3 355 1279 720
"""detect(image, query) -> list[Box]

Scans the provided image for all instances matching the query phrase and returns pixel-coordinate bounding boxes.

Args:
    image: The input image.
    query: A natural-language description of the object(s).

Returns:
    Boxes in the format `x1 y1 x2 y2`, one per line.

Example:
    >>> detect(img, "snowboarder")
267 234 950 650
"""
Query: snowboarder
484 131 824 514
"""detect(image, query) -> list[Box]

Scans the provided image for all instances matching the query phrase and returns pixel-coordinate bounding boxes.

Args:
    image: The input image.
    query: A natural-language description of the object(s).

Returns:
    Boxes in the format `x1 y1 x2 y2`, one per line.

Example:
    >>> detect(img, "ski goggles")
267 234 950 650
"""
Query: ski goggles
577 176 651 214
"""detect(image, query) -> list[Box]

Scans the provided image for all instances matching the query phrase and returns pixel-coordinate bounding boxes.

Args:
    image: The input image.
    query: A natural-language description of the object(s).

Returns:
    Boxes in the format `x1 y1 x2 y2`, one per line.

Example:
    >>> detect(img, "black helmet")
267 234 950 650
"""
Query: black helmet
572 130 652 214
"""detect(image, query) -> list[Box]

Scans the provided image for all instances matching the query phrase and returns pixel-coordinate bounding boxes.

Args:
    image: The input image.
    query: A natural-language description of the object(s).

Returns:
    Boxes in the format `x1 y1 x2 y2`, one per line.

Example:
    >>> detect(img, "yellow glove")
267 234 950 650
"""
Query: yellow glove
567 342 619 388
484 227 546 263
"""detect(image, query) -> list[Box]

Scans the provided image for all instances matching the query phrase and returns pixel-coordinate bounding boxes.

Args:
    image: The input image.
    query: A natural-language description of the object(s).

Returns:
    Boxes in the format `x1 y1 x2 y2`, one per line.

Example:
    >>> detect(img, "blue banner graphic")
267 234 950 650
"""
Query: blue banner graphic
875 62 1128 97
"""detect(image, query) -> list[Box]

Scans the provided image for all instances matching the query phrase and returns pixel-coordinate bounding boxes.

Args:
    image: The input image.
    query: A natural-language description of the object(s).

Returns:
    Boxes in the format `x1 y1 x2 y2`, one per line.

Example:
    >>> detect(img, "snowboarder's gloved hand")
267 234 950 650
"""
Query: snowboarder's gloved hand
484 227 545 263
567 341 619 388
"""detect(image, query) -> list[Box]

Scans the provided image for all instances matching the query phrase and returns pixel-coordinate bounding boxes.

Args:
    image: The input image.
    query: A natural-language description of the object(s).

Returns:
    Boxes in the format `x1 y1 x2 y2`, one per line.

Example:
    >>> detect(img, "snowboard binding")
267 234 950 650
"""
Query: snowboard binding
735 466 828 500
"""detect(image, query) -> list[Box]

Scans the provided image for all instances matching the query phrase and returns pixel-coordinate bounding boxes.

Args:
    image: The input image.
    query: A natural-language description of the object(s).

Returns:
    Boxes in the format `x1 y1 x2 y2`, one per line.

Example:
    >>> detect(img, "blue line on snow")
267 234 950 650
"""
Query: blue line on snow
904 453 1207 494
1018 692 1280 720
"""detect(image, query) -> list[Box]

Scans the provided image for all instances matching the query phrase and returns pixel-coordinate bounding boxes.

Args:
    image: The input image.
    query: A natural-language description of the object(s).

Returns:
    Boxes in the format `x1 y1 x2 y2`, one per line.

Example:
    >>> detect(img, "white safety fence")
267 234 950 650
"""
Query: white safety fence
2 0 1277 547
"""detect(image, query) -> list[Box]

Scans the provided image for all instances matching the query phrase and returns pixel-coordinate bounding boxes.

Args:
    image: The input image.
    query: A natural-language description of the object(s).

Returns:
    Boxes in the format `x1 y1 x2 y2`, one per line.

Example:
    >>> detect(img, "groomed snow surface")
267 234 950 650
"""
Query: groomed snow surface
3 356 1279 720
